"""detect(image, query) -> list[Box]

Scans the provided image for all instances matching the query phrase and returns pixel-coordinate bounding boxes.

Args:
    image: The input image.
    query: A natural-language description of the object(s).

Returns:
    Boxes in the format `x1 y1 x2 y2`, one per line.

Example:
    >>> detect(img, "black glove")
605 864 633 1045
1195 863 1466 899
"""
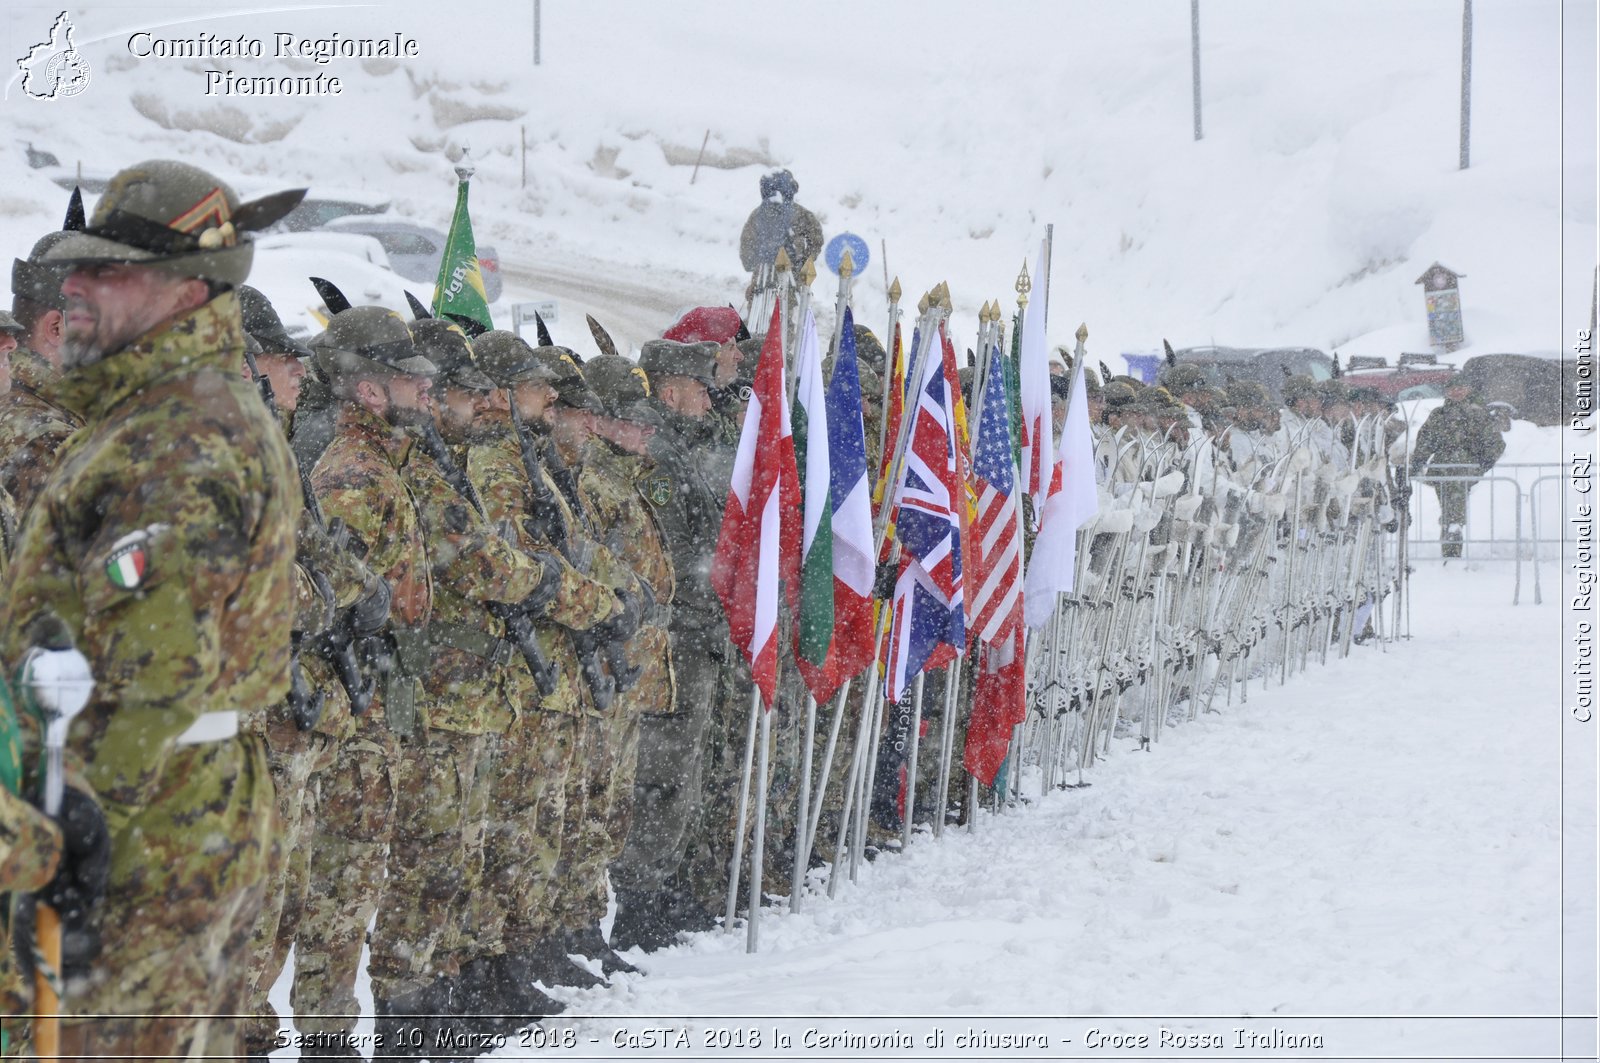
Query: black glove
517 552 567 619
872 559 898 601
33 787 110 980
595 588 641 642
350 577 392 637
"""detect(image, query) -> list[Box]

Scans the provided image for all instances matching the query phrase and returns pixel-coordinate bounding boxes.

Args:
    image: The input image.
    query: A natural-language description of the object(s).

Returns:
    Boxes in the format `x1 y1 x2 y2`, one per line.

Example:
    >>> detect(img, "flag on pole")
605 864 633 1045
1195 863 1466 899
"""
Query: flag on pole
962 342 1027 786
712 302 801 706
883 320 964 704
964 628 1025 787
821 307 877 690
968 344 1023 646
791 306 835 703
432 173 494 332
1017 240 1053 524
1022 351 1100 628
872 321 908 519
941 327 978 632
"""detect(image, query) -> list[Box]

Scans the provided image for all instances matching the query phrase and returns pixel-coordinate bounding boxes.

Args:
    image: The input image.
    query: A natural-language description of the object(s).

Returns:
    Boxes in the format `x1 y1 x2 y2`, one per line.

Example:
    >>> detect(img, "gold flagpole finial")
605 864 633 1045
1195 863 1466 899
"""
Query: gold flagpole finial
888 276 902 303
800 256 818 288
916 291 930 315
1076 322 1089 344
775 246 793 274
1016 261 1031 309
839 248 855 280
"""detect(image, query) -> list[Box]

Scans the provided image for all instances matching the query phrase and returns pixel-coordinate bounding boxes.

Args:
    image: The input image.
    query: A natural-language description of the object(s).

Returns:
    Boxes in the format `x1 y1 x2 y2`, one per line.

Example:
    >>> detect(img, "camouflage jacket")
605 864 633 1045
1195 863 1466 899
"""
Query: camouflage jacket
578 441 677 717
466 428 620 719
0 347 82 512
0 293 299 828
1411 398 1506 475
403 433 548 735
0 485 14 580
643 404 729 629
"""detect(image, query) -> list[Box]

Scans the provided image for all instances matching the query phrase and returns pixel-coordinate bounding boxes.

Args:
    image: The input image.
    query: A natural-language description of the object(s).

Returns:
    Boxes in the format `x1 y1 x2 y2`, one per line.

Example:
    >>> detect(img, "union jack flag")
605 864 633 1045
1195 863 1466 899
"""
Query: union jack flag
884 321 964 704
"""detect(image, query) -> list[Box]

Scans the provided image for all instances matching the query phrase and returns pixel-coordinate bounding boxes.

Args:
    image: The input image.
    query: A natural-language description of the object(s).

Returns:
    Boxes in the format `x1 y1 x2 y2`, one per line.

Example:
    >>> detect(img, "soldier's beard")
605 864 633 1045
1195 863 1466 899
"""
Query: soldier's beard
385 401 433 431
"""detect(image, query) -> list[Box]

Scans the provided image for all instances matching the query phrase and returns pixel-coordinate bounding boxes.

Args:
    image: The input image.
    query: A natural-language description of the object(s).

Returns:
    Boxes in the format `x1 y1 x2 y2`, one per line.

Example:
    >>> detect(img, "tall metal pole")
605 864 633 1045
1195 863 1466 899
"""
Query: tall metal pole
747 702 772 953
1459 0 1473 170
1191 0 1203 142
533 0 542 65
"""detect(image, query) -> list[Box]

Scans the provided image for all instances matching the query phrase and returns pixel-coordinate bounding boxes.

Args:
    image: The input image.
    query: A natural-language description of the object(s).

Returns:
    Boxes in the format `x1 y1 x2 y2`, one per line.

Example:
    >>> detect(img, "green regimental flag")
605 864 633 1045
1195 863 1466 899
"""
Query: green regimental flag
432 176 494 332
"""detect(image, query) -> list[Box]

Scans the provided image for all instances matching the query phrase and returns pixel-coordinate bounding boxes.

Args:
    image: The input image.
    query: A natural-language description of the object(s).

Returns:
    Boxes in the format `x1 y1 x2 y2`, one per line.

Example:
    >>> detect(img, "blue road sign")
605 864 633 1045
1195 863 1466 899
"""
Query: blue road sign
825 232 870 276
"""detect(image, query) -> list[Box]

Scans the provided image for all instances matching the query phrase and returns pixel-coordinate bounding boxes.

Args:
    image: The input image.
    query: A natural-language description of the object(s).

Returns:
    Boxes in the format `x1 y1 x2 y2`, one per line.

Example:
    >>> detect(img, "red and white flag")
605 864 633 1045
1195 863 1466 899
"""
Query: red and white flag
712 303 801 706
1017 239 1054 525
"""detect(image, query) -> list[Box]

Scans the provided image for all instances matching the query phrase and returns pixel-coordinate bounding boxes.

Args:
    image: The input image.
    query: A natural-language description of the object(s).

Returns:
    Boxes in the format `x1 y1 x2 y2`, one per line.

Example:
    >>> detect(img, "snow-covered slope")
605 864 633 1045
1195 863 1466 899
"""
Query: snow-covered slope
1 0 1592 363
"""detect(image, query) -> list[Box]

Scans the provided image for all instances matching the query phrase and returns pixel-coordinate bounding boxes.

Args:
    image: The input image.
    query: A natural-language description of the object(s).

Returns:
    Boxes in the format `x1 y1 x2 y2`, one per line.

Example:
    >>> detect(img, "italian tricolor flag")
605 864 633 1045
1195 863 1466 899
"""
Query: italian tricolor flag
106 539 147 589
790 306 834 703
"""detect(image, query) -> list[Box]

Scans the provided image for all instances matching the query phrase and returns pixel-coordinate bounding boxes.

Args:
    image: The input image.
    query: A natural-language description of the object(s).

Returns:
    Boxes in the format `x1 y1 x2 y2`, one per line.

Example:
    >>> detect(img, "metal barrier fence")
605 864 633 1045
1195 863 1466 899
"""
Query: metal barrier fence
1407 461 1578 604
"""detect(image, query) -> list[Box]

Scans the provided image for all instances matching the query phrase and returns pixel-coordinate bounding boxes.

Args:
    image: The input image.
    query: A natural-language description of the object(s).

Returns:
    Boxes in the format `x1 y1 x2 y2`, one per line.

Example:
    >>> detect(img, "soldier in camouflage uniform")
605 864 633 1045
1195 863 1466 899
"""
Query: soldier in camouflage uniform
235 287 388 1060
0 233 83 512
290 307 435 1051
457 333 627 1003
580 357 677 959
0 159 301 1058
611 338 735 950
1410 377 1506 558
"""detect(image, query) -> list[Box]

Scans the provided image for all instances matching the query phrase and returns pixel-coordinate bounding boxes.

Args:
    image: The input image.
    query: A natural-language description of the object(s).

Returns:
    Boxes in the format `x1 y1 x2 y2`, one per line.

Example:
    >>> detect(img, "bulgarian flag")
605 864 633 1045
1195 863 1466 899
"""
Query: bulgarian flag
791 307 835 703
712 301 801 707
432 171 494 332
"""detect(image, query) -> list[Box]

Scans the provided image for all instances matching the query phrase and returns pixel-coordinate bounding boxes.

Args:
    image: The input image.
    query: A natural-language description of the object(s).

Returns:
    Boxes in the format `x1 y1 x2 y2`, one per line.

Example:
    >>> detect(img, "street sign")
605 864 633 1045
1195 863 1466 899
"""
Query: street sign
824 232 870 276
511 300 559 338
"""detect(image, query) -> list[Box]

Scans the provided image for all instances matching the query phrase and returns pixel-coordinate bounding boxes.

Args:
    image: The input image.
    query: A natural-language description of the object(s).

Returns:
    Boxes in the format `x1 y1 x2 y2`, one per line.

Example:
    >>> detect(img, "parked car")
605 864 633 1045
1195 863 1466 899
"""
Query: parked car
1456 352 1580 427
273 187 391 232
250 233 419 338
1340 352 1456 399
1169 345 1334 402
324 217 502 303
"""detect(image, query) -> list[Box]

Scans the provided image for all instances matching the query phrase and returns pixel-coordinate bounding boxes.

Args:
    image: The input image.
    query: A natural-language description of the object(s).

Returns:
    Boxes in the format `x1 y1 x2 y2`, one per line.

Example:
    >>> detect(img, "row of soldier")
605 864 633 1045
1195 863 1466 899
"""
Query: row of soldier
0 159 1422 1062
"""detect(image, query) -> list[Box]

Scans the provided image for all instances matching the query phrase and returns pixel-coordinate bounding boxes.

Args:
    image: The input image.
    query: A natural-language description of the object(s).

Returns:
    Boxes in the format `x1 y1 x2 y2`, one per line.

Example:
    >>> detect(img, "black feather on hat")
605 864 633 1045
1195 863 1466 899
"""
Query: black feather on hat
534 311 554 348
405 291 432 320
64 186 86 232
1163 339 1177 367
311 277 352 316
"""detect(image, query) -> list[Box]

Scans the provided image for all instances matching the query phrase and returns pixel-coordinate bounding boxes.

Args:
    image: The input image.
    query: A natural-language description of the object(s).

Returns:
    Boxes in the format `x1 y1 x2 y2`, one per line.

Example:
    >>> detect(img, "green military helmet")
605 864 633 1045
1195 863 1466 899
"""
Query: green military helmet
1135 385 1185 414
42 160 305 288
585 353 665 426
639 338 719 387
529 344 602 411
1316 378 1352 405
412 318 494 392
237 284 313 359
312 305 435 384
1102 381 1138 408
473 330 561 388
1281 374 1319 408
1159 362 1209 394
1110 373 1145 392
1225 378 1270 409
11 231 74 310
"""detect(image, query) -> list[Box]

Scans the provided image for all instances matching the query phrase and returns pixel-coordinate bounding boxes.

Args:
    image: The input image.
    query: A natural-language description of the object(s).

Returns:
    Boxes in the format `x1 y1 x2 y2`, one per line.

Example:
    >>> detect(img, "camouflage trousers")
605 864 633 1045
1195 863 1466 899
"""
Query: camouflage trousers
610 628 722 895
290 730 396 1037
1431 480 1475 556
241 732 335 1049
58 734 278 1060
436 707 574 968
367 727 486 1001
549 705 643 932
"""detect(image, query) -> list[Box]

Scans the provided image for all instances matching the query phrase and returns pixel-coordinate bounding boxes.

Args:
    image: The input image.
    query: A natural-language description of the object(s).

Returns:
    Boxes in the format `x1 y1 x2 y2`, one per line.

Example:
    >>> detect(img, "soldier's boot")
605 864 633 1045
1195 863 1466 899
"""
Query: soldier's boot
374 976 456 1063
452 954 566 1037
608 888 676 953
662 885 719 935
563 921 640 976
508 934 608 990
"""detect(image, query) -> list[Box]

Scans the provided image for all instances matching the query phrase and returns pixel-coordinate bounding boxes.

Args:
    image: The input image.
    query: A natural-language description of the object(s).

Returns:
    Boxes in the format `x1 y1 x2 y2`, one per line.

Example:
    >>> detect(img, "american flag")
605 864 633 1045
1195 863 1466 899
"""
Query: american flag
968 343 1022 646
